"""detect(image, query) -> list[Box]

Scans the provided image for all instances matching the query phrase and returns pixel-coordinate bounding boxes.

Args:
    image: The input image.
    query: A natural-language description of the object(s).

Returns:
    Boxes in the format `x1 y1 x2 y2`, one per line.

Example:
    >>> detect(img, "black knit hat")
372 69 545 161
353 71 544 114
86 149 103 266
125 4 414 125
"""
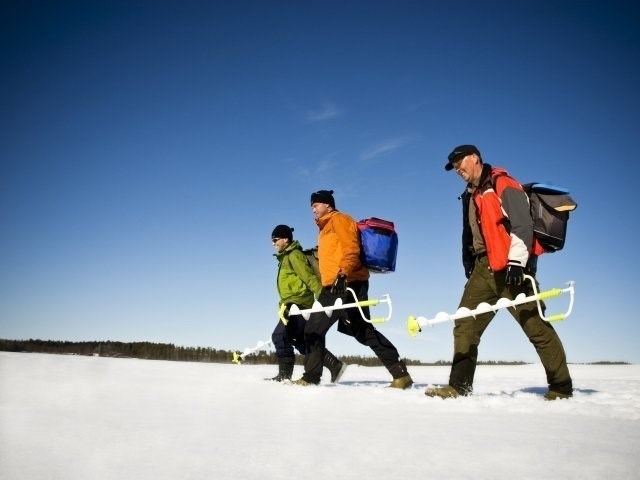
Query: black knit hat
271 224 294 241
310 189 335 208
445 145 482 171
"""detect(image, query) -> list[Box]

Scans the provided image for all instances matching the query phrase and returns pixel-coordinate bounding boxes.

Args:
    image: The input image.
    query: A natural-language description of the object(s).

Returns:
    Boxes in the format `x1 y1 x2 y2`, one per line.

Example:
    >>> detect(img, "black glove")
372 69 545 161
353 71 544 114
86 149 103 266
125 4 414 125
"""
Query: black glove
330 274 347 295
505 263 524 286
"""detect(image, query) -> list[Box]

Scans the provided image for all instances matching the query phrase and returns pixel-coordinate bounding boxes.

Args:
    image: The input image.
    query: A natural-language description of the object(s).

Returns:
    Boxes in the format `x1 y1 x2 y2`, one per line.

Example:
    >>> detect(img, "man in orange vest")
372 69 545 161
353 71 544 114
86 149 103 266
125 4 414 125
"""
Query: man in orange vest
426 145 573 400
292 190 413 388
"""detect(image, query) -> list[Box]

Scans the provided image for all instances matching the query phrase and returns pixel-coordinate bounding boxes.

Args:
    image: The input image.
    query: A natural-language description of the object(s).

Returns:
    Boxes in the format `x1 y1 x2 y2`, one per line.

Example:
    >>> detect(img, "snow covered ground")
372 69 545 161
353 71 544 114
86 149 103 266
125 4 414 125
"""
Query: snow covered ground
1 352 638 480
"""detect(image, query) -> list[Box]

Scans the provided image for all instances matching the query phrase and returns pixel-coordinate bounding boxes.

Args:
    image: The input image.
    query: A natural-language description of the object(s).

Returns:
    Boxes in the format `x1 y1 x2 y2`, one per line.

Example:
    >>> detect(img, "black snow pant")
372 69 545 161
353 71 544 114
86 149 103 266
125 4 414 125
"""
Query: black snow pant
301 280 401 384
448 255 573 395
272 314 306 358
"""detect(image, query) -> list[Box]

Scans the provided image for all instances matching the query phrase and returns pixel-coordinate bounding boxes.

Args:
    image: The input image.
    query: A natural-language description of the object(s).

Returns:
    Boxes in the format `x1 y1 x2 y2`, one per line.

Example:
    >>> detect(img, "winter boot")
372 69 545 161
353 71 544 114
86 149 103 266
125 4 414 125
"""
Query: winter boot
270 356 295 381
390 375 414 389
387 360 413 389
290 378 314 386
424 385 460 399
544 390 572 401
323 349 348 383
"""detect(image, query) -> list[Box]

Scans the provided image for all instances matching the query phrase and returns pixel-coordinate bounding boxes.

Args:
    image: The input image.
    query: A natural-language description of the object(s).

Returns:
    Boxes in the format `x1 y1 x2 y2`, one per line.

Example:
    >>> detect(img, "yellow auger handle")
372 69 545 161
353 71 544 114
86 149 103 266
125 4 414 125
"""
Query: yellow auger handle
358 299 380 307
406 315 422 338
538 288 563 300
545 313 566 322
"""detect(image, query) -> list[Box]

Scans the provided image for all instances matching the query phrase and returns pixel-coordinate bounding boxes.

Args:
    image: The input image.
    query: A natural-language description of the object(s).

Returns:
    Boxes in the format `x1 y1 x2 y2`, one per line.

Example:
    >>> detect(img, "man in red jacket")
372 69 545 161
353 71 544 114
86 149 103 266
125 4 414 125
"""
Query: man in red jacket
426 145 573 400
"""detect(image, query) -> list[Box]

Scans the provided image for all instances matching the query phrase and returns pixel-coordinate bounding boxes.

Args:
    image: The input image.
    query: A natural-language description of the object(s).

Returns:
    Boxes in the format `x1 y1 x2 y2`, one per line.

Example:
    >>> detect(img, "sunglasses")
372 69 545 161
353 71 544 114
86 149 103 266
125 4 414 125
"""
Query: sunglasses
450 156 465 169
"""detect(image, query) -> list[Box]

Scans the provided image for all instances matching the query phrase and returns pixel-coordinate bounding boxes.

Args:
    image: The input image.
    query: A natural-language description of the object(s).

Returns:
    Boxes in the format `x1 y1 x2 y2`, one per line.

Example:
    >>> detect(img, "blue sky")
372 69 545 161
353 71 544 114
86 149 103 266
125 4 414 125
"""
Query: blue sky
2 1 639 363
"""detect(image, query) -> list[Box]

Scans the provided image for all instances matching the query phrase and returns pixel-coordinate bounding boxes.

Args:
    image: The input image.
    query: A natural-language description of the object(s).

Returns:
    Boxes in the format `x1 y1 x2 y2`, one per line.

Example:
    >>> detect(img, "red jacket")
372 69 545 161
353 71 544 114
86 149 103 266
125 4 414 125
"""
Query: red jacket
462 165 534 272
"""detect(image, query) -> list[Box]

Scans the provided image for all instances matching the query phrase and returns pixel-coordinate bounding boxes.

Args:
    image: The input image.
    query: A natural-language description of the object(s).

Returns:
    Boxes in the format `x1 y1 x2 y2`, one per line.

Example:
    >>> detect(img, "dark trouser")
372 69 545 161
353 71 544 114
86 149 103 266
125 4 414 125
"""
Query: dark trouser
302 281 402 384
449 255 573 395
272 315 306 358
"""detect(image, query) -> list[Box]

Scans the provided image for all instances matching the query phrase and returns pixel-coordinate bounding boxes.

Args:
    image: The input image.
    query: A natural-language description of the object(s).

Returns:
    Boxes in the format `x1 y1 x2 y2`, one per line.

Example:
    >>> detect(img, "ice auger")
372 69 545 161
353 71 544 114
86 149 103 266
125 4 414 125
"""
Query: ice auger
232 340 273 364
278 287 392 325
407 275 575 337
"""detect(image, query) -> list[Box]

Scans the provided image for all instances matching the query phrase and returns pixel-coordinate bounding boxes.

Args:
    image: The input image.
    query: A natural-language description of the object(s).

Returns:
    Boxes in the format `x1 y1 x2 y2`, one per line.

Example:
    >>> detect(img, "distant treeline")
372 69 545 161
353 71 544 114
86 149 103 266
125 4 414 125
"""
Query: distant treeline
0 338 429 366
579 361 631 365
0 338 431 365
0 339 238 363
1 339 628 365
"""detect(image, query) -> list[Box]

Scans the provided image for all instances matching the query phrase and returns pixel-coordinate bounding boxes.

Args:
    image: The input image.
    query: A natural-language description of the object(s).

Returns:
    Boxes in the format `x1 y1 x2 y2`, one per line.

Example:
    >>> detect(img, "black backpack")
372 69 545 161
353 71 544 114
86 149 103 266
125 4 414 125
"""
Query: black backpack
302 247 321 279
522 183 577 253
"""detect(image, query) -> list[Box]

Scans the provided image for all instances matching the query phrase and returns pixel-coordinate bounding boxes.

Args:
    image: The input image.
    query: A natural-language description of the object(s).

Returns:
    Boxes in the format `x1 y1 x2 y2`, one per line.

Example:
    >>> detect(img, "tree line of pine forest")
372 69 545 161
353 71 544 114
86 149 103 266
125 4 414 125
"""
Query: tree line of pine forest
0 339 627 365
0 338 436 366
